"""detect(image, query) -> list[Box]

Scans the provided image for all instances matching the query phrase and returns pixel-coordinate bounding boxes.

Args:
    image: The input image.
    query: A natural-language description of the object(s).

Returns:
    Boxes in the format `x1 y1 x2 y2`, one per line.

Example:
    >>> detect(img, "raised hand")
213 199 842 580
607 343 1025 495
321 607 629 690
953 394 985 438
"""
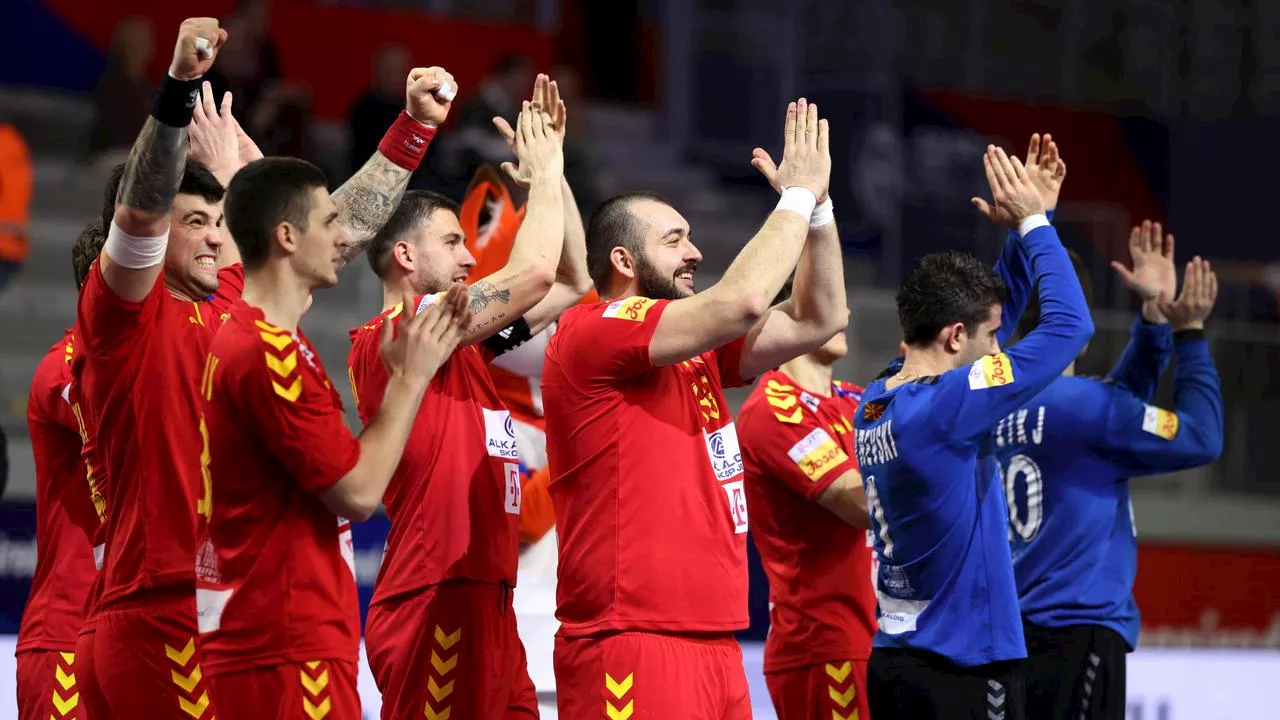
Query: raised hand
1158 257 1218 331
497 101 564 187
1112 220 1178 322
169 18 227 81
1023 133 1067 212
765 98 831 201
492 74 567 154
379 284 472 384
405 66 458 127
189 82 261 184
971 145 1046 228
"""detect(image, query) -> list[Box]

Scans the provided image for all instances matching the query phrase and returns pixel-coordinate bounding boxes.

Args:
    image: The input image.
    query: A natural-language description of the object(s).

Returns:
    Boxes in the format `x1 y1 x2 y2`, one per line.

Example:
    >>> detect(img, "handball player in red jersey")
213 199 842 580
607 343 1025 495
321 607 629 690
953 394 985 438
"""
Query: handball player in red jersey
541 98 848 719
199 153 468 720
348 78 583 720
15 220 105 720
738 283 875 720
74 17 449 718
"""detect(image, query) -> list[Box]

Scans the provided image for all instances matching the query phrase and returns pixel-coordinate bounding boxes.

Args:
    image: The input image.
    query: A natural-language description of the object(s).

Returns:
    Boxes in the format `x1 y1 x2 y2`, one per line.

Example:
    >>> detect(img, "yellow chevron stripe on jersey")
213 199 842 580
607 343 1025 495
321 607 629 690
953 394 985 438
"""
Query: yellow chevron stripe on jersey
272 377 303 402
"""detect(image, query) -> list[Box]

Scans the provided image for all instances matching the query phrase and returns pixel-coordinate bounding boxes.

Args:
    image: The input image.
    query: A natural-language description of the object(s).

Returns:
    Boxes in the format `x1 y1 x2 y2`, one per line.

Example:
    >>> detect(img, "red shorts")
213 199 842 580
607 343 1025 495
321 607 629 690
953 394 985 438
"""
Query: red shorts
208 659 360 719
16 649 82 720
76 597 217 720
554 632 751 720
365 581 537 720
765 659 871 720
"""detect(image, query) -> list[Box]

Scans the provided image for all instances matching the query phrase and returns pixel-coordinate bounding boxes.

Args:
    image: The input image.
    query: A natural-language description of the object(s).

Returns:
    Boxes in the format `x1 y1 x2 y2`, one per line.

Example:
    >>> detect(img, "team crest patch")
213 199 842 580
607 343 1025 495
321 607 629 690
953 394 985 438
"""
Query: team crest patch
968 352 1015 390
602 296 655 322
861 401 885 422
1141 404 1179 440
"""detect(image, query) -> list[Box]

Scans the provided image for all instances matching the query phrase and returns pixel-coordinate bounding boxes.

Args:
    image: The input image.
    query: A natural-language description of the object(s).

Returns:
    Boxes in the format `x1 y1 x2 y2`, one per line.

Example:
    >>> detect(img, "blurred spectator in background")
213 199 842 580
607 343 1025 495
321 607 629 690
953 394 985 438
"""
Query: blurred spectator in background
348 43 412 182
89 17 154 169
549 64 604 216
429 54 535 198
205 0 313 159
0 121 32 295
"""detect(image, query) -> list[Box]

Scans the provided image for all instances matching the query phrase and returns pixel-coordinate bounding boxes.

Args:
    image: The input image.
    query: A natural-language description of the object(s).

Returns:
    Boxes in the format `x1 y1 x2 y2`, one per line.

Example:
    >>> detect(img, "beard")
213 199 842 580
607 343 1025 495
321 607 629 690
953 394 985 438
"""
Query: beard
635 254 695 301
410 266 452 297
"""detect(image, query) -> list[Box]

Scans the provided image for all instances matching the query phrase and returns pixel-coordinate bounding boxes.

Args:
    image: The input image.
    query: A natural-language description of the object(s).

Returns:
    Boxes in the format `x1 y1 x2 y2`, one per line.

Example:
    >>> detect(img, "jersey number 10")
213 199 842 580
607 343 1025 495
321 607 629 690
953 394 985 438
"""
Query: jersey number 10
1002 454 1043 542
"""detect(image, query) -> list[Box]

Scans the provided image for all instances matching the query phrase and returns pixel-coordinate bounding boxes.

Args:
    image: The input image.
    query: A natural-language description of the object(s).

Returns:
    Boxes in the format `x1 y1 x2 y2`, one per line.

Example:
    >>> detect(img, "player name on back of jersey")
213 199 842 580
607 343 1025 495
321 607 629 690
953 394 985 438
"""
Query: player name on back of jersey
995 406 1046 448
855 420 899 468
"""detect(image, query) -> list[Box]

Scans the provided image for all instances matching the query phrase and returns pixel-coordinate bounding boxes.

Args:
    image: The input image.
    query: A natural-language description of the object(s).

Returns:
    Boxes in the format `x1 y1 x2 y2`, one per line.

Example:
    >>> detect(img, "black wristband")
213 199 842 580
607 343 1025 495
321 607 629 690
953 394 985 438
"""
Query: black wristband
151 74 201 128
482 317 534 358
1173 328 1206 342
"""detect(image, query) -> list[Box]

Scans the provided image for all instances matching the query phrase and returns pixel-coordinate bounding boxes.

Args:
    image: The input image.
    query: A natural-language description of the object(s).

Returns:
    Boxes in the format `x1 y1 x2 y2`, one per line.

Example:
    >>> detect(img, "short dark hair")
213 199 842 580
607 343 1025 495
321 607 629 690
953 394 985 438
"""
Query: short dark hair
101 160 223 229
367 190 459 279
224 157 329 269
586 192 668 293
896 251 1010 346
72 218 106 290
1015 248 1093 341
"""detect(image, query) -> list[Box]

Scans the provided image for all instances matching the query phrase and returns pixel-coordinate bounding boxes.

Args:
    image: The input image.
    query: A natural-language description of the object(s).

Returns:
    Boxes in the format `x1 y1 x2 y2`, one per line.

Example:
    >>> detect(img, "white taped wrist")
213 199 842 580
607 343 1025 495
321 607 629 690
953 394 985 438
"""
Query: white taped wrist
810 197 834 229
105 220 168 269
776 187 817 220
1018 213 1050 238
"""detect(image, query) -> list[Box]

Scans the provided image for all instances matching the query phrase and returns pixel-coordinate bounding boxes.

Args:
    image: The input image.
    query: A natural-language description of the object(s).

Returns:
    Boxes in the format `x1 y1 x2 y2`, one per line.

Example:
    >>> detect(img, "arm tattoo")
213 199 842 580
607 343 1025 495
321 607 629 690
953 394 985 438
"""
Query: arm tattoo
117 117 188 215
332 153 412 267
468 280 513 313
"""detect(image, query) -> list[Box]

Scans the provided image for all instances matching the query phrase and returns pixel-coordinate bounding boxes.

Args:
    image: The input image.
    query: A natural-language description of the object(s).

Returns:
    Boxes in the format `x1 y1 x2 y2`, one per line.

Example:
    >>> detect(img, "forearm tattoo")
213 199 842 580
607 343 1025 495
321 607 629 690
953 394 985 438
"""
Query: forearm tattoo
333 153 412 267
468 280 513 313
117 117 188 215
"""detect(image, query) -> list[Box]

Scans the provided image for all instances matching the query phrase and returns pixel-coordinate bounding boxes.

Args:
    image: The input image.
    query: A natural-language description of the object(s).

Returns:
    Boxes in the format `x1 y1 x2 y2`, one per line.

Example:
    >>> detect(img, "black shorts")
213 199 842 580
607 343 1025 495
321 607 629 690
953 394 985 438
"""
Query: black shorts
867 647 1027 720
1023 619 1128 720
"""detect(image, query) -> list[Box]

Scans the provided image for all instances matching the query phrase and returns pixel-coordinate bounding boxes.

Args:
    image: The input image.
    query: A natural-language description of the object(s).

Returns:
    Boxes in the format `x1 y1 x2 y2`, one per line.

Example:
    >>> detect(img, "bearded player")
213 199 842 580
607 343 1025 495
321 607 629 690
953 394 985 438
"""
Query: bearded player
348 83 573 719
542 98 847 719
198 156 469 720
74 17 452 718
16 220 105 720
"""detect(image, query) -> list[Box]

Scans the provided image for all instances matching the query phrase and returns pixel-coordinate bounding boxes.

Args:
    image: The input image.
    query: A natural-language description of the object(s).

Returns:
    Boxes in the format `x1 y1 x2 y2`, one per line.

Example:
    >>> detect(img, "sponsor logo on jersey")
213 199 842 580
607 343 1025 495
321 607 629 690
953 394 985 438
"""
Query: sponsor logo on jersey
1142 404 1179 440
786 428 849 482
800 391 821 413
482 407 520 459
602 296 655 322
968 352 1015 390
703 422 744 482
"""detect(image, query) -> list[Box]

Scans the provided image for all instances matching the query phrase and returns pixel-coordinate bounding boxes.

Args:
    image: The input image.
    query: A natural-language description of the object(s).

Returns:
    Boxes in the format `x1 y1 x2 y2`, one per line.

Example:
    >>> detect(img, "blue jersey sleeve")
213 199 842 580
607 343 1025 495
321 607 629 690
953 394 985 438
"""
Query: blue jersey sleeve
992 209 1052 348
1091 332 1223 474
1105 314 1173 401
930 223 1094 442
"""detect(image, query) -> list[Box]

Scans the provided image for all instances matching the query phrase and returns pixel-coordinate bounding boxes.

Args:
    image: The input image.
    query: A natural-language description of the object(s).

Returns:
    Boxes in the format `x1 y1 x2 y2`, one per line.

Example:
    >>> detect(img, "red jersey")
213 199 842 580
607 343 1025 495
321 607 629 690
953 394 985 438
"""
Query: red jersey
74 262 243 612
197 301 362 673
738 370 876 672
18 330 98 653
346 294 522 603
542 297 753 637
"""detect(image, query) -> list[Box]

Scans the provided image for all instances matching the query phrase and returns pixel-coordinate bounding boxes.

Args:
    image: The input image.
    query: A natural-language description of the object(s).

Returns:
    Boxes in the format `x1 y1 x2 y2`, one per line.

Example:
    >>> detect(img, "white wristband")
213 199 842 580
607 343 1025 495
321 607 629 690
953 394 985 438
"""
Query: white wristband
775 187 817 220
104 220 168 269
809 196 834 229
1018 213 1050 238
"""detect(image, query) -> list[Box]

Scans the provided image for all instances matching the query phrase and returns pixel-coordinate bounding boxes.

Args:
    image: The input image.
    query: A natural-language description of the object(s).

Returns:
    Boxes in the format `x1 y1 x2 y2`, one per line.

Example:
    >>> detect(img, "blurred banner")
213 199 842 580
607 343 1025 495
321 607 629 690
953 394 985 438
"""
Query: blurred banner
0 0 554 118
2 501 1276 644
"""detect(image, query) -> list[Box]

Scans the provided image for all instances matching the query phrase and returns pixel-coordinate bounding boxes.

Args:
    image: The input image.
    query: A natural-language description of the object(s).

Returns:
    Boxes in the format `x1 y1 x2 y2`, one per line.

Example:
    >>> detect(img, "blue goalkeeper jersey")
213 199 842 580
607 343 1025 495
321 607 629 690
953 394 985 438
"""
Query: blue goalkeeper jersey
853 220 1093 667
996 319 1223 650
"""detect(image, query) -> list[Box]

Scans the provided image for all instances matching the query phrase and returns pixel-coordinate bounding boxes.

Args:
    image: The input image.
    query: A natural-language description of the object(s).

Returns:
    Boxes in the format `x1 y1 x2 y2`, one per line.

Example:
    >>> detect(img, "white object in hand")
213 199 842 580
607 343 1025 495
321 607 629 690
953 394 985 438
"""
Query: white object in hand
195 37 212 59
435 82 456 102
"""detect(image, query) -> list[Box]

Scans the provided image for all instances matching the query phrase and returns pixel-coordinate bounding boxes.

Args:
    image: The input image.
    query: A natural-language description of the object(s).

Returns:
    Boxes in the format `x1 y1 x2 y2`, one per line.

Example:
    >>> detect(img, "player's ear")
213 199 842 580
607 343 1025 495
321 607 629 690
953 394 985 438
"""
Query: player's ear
275 222 297 256
610 246 636 281
941 322 967 354
394 240 415 272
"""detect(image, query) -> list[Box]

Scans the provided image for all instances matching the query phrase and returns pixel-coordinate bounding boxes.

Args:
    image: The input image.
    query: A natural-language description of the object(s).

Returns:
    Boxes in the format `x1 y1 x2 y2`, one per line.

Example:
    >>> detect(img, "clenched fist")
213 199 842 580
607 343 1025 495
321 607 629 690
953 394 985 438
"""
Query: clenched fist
169 18 227 81
406 67 457 127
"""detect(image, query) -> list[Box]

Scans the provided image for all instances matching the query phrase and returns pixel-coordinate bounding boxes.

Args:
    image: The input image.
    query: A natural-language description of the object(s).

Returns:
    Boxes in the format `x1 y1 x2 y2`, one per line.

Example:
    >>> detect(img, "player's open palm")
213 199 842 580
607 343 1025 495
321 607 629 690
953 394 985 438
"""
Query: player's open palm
1159 257 1218 331
189 82 247 182
500 101 564 187
972 145 1046 228
1112 220 1177 307
1023 132 1067 211
768 98 831 201
170 18 227 81
380 284 472 385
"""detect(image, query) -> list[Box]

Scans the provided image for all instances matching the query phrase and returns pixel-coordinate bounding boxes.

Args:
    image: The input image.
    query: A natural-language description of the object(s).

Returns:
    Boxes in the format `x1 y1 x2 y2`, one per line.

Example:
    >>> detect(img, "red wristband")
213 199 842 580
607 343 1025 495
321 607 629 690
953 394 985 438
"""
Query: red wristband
377 111 438 171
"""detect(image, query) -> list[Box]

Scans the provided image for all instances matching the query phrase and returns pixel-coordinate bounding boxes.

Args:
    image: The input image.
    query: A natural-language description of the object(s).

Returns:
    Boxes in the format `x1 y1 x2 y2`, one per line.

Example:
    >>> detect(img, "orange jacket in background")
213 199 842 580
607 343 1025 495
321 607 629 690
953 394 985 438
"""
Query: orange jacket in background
0 124 33 264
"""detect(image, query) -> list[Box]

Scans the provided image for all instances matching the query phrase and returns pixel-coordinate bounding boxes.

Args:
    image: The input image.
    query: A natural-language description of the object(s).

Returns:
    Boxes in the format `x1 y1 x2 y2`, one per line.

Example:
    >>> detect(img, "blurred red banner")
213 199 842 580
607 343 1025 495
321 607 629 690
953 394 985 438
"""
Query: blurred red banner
1135 543 1280 647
